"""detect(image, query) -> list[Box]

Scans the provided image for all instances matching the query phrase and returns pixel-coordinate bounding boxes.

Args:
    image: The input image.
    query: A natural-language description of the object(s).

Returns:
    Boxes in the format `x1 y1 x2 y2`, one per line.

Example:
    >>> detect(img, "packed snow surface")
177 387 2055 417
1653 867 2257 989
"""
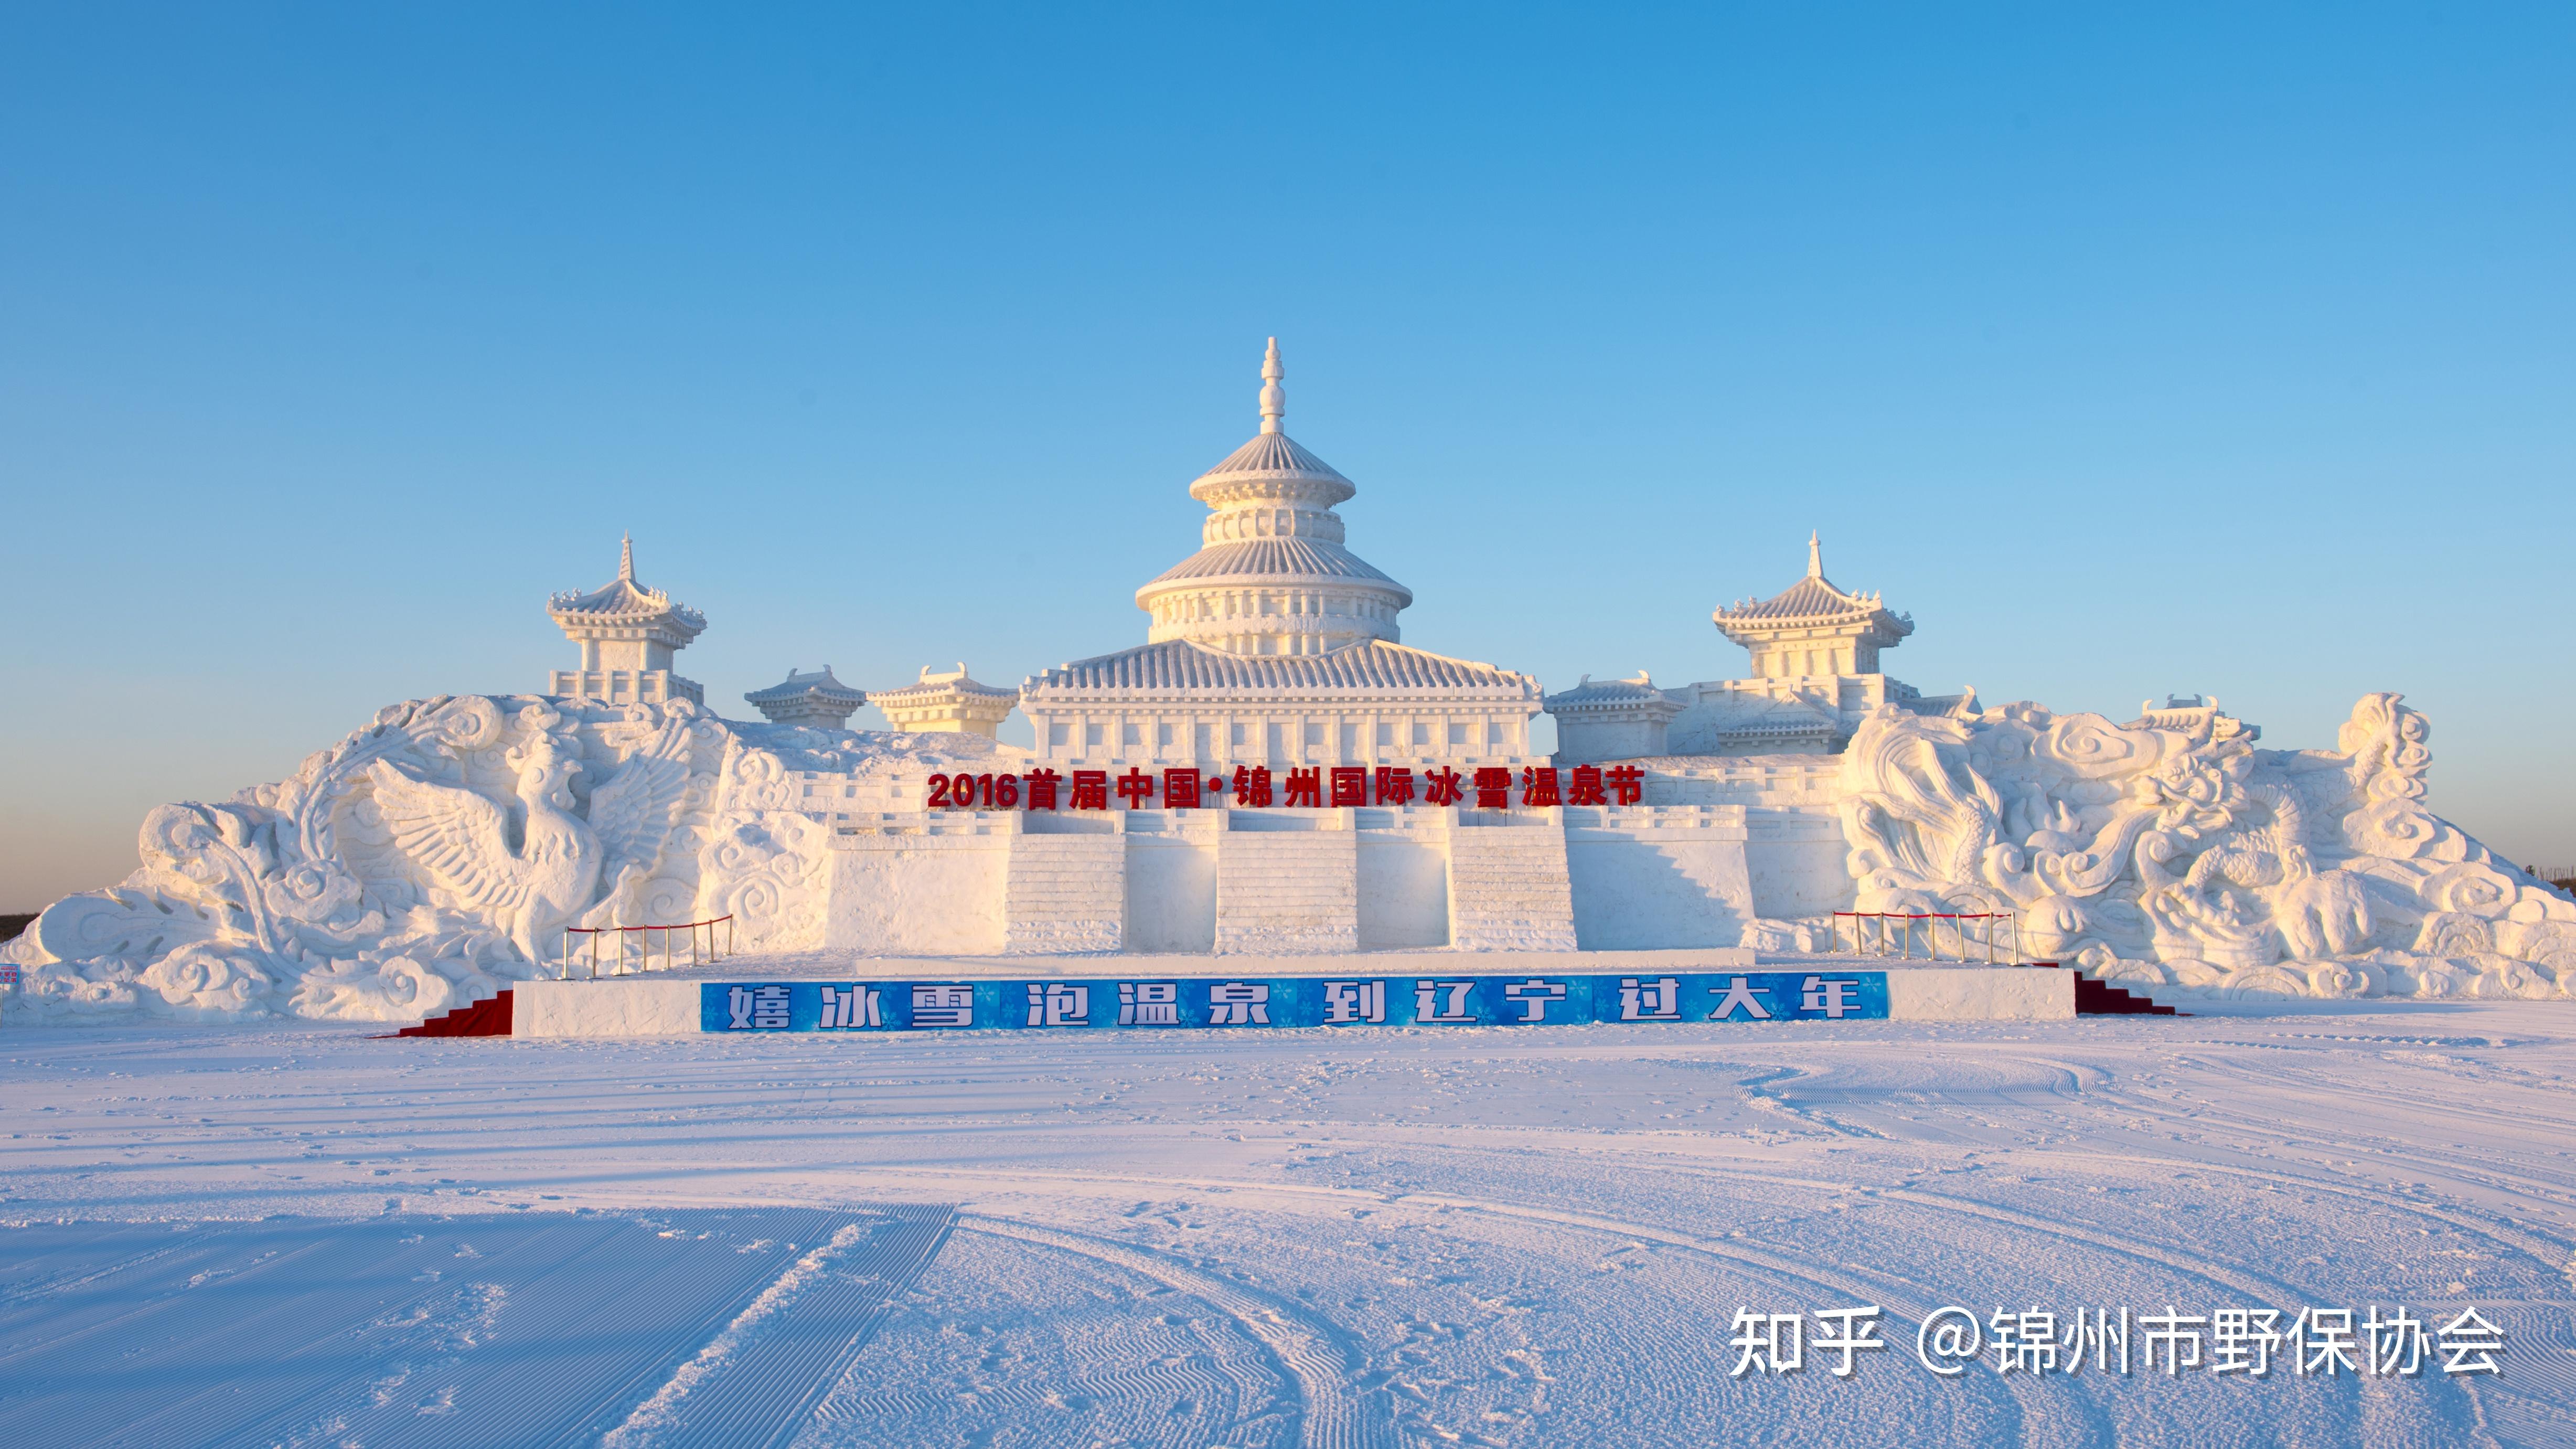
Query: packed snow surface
5 1005 2574 1446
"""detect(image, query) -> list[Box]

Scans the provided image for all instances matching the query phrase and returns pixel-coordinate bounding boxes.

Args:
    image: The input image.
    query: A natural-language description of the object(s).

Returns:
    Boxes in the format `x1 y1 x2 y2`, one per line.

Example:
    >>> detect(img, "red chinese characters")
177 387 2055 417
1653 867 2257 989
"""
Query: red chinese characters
1070 770 1110 811
920 760 1643 814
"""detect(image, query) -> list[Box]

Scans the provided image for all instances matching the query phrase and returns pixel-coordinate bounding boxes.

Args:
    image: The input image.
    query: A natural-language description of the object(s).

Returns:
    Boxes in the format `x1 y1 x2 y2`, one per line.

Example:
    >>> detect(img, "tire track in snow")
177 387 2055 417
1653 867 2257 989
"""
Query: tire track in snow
2111 1059 2576 1212
959 1214 1396 1449
835 1171 2079 1445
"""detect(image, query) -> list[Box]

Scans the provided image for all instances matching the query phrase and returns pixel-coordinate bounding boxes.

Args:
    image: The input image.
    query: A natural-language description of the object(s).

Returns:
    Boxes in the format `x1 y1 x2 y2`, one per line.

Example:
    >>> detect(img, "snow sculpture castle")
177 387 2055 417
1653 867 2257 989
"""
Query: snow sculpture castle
11 337 2576 1022
809 342 1850 959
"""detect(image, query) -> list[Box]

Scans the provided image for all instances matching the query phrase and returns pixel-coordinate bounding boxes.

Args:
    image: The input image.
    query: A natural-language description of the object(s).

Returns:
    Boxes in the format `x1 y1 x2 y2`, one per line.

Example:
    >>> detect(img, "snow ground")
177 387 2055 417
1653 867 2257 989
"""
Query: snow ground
4 1005 2574 1447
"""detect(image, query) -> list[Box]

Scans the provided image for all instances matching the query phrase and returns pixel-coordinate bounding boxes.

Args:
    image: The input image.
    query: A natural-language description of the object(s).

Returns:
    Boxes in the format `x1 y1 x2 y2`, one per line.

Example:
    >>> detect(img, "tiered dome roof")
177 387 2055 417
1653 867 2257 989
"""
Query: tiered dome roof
1143 537 1401 587
1185 430 1356 506
1134 340 1413 656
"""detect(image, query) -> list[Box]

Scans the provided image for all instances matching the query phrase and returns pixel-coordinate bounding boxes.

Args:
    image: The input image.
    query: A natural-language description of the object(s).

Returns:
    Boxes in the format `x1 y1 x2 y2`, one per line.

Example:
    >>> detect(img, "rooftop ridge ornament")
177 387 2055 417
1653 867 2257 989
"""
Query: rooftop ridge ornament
618 532 636 583
1807 530 1823 579
1259 336 1285 435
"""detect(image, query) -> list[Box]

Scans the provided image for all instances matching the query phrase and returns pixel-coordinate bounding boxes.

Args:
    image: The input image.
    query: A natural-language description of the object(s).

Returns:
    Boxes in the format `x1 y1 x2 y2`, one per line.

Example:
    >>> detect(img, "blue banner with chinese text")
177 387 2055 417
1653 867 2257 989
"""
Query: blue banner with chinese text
698 972 1890 1033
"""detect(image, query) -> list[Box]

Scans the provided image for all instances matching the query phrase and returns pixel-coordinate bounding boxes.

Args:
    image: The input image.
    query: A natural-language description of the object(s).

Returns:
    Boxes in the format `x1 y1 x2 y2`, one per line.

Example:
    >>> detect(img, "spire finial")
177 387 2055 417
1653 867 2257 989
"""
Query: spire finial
1258 336 1285 435
1806 530 1822 578
619 533 636 582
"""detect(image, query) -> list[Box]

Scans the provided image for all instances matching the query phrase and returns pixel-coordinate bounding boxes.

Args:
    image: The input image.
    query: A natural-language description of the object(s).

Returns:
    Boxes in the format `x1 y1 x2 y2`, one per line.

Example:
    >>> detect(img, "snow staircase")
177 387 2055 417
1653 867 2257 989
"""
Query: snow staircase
1216 829 1357 953
1447 821 1578 952
390 989 515 1037
1004 833 1126 953
2039 963 2182 1016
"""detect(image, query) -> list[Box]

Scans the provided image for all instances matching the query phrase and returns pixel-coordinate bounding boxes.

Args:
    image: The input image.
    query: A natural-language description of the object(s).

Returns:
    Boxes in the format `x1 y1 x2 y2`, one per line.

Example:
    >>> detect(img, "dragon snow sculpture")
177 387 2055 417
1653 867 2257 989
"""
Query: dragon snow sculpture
4 696 839 1022
1830 692 2576 1000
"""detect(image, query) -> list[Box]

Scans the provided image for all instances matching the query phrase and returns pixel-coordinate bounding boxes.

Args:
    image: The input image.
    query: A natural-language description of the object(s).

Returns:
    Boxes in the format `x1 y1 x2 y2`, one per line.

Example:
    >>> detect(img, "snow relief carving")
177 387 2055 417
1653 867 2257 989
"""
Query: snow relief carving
2 695 856 1022
1833 692 2576 1000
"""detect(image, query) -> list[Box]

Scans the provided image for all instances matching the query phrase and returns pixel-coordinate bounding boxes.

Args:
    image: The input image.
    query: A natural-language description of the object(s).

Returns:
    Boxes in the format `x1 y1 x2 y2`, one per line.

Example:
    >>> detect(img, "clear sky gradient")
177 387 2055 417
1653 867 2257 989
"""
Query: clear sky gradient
4 5 2571 907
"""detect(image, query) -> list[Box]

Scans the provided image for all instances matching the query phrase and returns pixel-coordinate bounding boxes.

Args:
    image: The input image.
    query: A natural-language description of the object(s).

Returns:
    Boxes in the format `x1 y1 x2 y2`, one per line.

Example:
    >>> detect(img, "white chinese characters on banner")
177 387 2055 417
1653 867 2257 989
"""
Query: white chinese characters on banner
1503 978 1567 1022
911 984 973 1028
819 985 881 1029
1800 976 1864 1018
1709 976 1775 1021
1208 982 1270 1026
1118 982 1179 1026
1323 981 1385 1024
1025 983 1088 1027
725 984 791 1030
1617 976 1682 1021
1414 981 1476 1024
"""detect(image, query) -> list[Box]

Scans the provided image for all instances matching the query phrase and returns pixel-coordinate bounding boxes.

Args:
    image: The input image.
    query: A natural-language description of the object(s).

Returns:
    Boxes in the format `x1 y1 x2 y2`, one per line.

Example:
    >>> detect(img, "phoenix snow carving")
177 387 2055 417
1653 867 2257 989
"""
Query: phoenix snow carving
365 719 701 962
365 737 603 964
2 695 837 1022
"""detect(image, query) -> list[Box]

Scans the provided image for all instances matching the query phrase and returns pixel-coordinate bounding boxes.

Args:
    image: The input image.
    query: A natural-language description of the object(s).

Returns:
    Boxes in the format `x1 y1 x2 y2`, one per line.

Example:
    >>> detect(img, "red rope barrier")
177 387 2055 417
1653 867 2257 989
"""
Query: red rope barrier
1826 910 2019 963
564 914 735 936
558 915 737 979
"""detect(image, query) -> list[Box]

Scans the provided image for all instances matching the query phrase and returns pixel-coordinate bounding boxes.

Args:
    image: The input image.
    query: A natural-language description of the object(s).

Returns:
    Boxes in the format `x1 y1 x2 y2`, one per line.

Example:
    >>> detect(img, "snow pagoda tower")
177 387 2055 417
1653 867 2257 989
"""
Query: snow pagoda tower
546 536 707 707
874 664 1017 739
743 666 865 728
1018 340 1542 771
1549 534 1965 760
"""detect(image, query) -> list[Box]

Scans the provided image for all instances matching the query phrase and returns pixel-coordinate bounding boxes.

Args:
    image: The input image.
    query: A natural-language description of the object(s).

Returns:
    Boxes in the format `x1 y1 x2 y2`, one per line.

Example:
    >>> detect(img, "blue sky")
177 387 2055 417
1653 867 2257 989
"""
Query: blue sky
4 4 2571 905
